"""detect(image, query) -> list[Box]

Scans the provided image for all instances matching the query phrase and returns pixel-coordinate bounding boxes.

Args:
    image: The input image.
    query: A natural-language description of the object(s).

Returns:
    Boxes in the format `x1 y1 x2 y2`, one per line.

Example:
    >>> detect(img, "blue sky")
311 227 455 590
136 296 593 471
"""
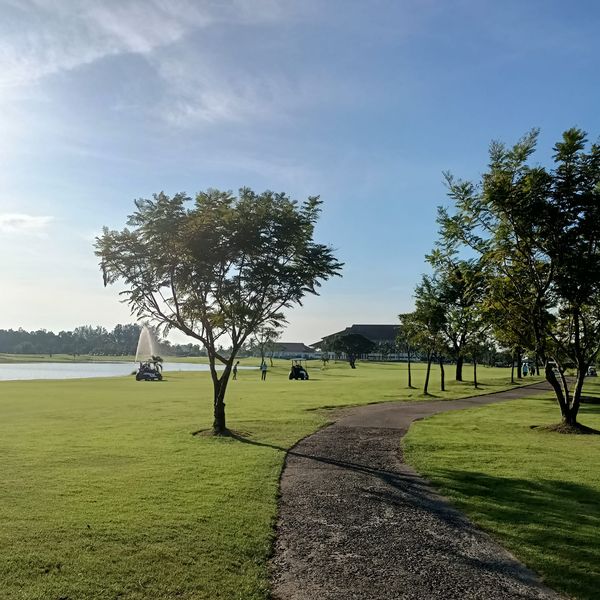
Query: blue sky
1 0 599 345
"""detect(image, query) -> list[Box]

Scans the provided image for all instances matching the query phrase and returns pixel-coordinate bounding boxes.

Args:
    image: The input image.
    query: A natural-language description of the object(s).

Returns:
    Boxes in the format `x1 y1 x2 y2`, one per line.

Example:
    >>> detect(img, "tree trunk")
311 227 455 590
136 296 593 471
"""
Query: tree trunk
544 360 576 425
213 383 227 433
407 347 413 388
566 370 585 425
517 350 522 379
439 355 445 392
473 354 478 389
423 351 433 395
211 361 231 434
455 355 463 381
510 350 515 384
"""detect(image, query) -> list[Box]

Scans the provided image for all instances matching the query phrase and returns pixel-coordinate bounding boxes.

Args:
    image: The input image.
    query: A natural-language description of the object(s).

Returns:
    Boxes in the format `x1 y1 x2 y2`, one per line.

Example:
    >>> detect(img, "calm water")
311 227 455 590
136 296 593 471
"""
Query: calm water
0 361 243 382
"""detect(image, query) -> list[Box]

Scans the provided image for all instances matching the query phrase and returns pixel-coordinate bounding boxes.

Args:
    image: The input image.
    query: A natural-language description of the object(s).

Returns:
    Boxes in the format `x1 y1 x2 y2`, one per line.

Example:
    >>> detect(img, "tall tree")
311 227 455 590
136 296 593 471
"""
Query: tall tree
439 128 600 429
96 189 342 434
251 325 282 367
427 239 488 381
397 313 417 388
412 275 447 395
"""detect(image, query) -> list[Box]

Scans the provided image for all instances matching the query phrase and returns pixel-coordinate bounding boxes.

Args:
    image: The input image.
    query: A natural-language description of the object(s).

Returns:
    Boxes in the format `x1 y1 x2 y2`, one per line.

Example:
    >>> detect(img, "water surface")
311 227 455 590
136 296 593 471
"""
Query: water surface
0 361 241 382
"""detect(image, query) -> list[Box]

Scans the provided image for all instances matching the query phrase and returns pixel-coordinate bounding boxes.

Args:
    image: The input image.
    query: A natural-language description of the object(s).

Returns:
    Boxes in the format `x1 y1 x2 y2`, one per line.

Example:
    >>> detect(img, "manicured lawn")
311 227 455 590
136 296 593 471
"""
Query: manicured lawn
0 361 521 599
403 382 600 600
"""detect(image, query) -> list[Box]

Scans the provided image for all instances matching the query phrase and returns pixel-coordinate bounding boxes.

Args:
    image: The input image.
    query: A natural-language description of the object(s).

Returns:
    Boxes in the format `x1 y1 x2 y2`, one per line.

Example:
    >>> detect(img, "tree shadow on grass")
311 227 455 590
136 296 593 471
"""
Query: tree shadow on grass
580 401 600 418
425 469 600 600
531 402 600 434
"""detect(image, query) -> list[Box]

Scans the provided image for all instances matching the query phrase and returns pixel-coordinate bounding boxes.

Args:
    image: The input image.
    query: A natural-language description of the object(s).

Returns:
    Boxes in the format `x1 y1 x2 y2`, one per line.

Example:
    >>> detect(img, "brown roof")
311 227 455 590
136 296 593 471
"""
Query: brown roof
313 324 399 346
273 342 316 353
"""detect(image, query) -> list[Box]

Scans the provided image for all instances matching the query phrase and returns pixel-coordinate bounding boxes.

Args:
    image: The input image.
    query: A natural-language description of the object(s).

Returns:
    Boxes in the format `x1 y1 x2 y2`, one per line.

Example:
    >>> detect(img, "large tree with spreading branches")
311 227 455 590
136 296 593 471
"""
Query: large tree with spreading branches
95 188 342 434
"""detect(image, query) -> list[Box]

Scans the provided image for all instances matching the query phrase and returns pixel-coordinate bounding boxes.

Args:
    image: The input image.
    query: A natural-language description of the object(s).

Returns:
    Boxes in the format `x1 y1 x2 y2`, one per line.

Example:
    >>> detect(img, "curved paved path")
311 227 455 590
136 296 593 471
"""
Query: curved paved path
270 382 565 600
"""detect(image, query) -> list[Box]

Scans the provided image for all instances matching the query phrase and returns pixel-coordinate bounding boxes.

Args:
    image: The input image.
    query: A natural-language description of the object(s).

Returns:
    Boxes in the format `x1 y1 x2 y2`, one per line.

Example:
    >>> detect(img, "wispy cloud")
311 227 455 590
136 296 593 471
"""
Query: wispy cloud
0 1 203 88
0 214 54 234
0 0 321 130
154 55 308 126
0 0 308 89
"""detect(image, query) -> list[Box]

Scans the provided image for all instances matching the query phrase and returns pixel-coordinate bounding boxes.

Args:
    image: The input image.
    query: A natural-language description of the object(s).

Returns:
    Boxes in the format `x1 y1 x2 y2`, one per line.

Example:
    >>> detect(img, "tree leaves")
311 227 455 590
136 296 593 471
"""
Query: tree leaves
95 188 343 365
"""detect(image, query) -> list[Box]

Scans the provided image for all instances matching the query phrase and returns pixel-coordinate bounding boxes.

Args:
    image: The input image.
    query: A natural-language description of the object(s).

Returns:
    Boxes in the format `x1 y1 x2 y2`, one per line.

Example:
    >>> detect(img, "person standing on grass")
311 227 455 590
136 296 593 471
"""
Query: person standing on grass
260 361 268 381
233 361 239 380
523 363 529 377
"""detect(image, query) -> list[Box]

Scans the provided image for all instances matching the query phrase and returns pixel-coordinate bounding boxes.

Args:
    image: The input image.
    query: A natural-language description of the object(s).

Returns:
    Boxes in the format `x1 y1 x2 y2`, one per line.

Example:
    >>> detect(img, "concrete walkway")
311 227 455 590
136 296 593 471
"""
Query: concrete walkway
270 382 564 600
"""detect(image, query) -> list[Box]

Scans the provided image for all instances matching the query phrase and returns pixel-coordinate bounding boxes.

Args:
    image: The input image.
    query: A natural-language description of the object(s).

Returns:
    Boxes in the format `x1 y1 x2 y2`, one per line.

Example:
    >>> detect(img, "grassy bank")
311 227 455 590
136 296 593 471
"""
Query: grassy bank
0 362 523 599
403 383 600 600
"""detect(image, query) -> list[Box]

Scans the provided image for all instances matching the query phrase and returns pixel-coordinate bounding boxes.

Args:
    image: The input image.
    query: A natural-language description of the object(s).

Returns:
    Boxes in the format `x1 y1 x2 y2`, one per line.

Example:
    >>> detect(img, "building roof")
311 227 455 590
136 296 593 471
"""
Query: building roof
273 342 316 353
312 324 399 347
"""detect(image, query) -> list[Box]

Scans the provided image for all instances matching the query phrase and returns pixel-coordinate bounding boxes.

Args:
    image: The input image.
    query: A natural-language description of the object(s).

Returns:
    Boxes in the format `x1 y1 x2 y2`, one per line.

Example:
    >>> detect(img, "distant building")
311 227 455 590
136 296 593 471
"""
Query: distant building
312 324 405 361
312 324 399 348
272 342 320 359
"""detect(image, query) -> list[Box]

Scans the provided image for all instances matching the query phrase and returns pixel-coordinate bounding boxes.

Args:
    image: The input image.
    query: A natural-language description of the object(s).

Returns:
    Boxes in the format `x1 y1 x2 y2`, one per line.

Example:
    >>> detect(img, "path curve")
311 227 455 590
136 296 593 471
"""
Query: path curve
270 382 565 600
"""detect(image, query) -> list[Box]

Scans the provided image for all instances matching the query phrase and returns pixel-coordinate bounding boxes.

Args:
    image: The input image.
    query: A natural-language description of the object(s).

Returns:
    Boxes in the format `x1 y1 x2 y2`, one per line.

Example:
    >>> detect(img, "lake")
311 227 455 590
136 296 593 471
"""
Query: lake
0 362 251 382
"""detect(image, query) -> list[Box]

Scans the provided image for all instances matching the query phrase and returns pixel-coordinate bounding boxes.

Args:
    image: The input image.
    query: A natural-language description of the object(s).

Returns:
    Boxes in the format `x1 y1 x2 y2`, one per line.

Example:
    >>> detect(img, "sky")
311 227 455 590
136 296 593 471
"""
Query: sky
1 0 599 346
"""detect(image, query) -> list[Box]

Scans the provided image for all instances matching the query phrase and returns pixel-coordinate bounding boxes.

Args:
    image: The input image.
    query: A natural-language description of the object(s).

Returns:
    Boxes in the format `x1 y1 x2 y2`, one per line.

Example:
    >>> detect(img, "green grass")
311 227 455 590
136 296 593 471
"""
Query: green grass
403 382 600 600
0 361 524 599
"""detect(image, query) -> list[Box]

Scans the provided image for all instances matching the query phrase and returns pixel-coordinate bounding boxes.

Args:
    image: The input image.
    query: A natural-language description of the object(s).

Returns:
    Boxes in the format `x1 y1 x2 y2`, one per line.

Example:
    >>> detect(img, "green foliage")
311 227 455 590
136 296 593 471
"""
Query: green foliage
95 189 342 431
438 128 600 422
96 190 342 349
412 275 449 354
397 313 418 353
426 251 489 369
404 385 600 600
250 325 282 363
0 324 147 356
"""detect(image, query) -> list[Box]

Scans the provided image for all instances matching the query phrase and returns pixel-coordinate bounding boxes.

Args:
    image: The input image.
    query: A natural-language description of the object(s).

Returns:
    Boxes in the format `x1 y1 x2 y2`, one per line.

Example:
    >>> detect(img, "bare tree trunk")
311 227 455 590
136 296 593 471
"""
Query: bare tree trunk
545 359 572 424
510 350 515 384
455 355 463 381
558 366 571 408
210 361 231 434
439 355 445 391
423 351 433 395
564 309 587 426
213 383 227 433
407 347 413 388
568 369 586 425
517 350 523 379
473 354 478 389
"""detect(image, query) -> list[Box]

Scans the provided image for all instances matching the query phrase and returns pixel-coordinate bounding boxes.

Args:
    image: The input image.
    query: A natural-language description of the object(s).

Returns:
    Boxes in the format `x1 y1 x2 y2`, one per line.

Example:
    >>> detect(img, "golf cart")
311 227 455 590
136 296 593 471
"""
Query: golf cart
135 359 163 381
289 360 309 380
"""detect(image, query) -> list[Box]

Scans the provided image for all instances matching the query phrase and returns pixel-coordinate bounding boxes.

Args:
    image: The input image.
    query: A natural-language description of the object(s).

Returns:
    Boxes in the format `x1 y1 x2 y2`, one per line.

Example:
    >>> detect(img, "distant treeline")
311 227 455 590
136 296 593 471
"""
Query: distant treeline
0 324 205 357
